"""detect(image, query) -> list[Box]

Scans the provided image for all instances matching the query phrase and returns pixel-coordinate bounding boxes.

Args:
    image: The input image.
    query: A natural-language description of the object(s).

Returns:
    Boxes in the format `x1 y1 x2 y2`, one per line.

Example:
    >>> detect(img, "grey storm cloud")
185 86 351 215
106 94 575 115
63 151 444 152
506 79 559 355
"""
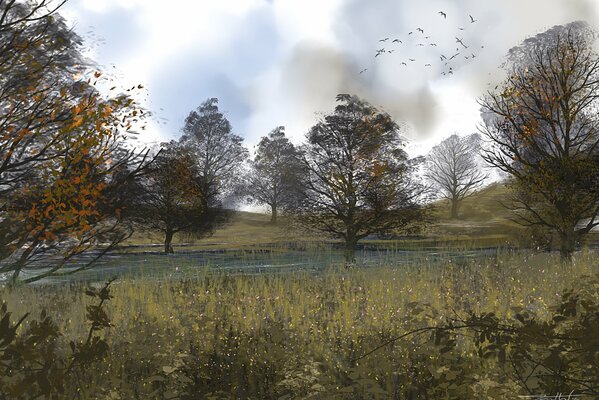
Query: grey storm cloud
278 0 599 139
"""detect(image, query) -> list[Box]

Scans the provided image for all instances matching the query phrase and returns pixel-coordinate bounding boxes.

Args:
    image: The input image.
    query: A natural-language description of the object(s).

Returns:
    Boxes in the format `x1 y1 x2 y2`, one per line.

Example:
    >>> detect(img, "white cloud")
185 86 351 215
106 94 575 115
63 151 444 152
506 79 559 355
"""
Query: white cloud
61 0 599 155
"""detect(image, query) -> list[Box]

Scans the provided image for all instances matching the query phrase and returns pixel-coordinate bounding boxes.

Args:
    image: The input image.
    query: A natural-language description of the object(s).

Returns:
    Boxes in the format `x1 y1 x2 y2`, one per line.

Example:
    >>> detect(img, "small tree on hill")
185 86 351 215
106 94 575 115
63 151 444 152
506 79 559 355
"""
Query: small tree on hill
425 134 487 219
245 127 304 223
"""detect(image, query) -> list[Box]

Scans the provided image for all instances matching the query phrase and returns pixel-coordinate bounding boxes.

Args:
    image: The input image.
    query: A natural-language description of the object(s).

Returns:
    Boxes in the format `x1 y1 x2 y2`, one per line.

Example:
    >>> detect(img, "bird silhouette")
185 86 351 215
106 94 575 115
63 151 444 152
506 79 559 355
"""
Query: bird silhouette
379 37 389 42
456 37 468 48
401 62 407 66
409 58 415 61
408 31 413 35
392 39 402 43
458 27 465 30
438 11 447 18
449 52 460 60
359 68 368 74
429 43 437 47
425 64 431 67
470 14 477 23
440 54 447 60
417 43 424 46
387 50 395 53
424 36 430 39
417 28 424 33
471 53 476 58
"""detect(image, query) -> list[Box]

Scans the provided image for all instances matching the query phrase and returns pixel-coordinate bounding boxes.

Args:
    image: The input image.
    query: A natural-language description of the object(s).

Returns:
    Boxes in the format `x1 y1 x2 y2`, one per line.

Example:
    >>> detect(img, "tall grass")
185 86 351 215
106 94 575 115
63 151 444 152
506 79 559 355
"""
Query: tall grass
1 249 597 398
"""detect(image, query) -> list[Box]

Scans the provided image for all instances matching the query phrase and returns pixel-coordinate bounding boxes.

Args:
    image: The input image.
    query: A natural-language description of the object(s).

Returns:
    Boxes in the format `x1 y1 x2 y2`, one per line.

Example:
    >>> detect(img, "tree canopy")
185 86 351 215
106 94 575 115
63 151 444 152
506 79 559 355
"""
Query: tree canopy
480 22 599 260
0 0 150 283
244 126 304 223
180 98 248 203
296 94 427 262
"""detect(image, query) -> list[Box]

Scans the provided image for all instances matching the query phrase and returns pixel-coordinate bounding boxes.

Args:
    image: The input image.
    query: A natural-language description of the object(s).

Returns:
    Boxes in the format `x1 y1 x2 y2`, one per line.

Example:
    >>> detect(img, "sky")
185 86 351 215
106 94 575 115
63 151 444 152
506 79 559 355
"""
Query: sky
60 0 599 156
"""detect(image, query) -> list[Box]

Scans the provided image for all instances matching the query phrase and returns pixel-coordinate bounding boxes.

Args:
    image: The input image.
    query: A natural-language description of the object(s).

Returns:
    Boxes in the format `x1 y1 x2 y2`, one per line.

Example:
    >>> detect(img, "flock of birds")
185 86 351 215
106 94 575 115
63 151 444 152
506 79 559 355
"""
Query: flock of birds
359 11 484 78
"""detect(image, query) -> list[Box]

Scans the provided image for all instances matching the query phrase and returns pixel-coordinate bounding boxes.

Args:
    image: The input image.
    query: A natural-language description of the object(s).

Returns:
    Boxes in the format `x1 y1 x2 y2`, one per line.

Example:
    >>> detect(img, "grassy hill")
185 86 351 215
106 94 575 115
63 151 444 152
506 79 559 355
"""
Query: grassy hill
126 182 599 250
427 182 524 246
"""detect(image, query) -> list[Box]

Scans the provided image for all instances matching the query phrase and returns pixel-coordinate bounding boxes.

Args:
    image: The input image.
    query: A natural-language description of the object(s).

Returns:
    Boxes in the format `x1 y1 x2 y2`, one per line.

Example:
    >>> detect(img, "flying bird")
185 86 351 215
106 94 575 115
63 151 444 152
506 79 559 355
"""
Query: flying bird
438 11 447 18
417 28 424 33
392 38 402 43
449 52 460 60
379 37 389 42
375 48 386 57
387 50 395 53
440 54 447 60
359 68 368 74
417 43 424 46
429 43 437 47
471 53 476 58
424 36 430 39
401 62 407 66
425 64 431 67
408 31 413 35
409 58 416 61
456 37 468 48
470 14 477 23
458 27 465 30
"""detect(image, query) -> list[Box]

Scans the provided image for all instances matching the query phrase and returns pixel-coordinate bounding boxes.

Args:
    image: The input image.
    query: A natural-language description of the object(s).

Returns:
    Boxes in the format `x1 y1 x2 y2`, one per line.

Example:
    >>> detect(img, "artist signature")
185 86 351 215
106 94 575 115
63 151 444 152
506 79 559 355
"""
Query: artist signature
518 392 584 400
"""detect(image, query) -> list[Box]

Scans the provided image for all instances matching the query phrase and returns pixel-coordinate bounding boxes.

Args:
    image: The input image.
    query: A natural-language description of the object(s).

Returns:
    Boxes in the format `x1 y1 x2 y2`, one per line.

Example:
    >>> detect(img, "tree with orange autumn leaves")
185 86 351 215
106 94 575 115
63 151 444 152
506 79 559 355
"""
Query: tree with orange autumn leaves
295 94 428 262
480 22 599 260
0 0 151 283
126 141 228 254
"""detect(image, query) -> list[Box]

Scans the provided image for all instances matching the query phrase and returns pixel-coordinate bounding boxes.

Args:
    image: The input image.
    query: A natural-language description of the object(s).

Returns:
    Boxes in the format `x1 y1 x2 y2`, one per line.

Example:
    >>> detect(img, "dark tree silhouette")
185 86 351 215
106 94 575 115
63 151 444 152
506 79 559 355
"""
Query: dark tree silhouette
0 0 150 283
127 142 226 254
425 134 487 219
180 98 248 203
244 127 304 223
296 94 427 262
479 22 599 260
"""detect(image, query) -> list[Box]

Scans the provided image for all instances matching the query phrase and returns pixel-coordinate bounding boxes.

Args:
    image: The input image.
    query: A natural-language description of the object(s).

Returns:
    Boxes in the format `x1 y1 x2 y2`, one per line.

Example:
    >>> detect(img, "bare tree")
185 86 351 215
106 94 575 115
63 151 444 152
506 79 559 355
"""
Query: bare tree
296 94 427 262
425 134 487 219
244 127 304 223
479 22 599 260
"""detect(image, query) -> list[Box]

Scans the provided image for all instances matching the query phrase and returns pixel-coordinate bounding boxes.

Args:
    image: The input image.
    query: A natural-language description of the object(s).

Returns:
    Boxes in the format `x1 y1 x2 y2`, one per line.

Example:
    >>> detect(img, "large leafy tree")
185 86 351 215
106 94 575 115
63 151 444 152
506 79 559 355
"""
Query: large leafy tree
127 142 226 253
0 0 150 283
180 98 248 203
296 94 427 262
425 134 487 219
480 22 599 260
244 126 304 223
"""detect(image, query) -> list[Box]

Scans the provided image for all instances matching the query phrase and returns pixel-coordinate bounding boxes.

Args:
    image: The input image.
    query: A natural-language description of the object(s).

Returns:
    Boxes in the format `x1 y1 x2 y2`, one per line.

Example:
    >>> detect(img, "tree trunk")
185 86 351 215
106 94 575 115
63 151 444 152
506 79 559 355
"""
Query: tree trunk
344 234 357 264
558 229 577 262
270 203 277 223
450 198 460 219
164 229 175 254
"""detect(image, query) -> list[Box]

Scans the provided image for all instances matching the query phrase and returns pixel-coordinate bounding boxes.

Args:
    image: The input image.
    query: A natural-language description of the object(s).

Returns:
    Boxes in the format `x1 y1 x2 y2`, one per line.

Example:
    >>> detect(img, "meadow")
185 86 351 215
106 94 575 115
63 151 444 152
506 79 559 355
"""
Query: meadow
2 189 598 399
2 247 598 399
